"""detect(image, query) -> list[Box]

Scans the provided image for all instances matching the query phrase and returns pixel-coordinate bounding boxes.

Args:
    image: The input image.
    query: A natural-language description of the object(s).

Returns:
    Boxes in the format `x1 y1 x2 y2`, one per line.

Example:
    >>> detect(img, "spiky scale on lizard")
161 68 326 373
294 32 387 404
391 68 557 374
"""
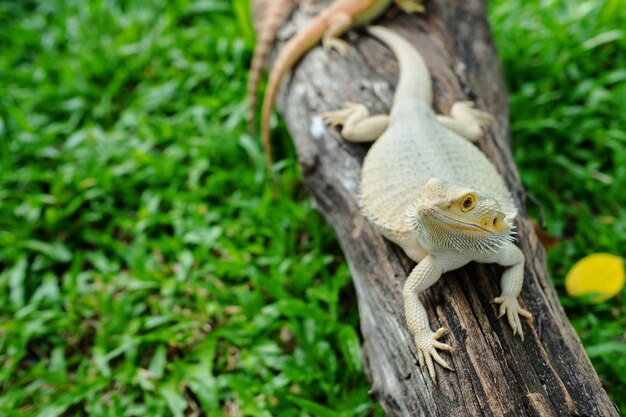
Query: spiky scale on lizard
258 0 424 167
322 26 533 383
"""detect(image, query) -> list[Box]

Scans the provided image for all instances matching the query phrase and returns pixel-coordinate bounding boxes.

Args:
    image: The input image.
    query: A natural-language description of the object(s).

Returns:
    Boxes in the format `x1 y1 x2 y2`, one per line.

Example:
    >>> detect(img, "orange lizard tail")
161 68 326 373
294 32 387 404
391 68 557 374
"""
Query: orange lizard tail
246 0 294 135
260 18 327 167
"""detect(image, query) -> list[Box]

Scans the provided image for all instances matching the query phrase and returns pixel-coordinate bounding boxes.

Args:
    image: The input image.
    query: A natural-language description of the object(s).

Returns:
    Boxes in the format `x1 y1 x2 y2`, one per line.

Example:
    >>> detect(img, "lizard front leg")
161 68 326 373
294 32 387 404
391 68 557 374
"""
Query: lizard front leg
482 242 533 340
436 101 495 142
322 103 389 142
404 255 455 382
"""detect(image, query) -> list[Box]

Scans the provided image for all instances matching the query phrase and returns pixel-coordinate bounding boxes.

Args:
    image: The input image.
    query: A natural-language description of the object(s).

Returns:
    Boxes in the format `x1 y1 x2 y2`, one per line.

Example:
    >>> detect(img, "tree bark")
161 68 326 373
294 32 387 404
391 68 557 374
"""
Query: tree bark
260 0 619 415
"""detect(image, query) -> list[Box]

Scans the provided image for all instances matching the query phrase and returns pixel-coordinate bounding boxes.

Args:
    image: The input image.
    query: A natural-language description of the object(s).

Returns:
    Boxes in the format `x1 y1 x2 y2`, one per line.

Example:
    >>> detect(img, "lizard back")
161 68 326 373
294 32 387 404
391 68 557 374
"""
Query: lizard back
360 103 516 236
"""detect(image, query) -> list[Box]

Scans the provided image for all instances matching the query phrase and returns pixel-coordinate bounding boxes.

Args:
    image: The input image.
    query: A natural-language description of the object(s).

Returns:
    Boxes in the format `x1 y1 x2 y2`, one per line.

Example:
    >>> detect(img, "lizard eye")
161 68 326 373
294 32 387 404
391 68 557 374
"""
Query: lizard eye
460 194 476 212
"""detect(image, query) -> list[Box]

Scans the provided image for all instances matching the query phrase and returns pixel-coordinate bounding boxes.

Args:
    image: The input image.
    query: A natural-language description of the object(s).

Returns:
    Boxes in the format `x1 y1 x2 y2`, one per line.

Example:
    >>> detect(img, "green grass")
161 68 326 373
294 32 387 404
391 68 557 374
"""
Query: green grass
0 0 624 416
490 0 626 406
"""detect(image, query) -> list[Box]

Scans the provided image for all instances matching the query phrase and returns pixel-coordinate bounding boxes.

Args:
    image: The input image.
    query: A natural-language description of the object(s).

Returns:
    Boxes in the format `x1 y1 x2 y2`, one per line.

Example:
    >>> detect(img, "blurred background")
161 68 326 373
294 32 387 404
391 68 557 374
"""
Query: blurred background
0 0 624 415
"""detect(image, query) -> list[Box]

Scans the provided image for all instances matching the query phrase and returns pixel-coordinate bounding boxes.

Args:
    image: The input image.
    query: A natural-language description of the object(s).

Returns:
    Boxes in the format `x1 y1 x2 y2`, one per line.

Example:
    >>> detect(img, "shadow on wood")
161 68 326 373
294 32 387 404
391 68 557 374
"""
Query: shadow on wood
258 0 619 415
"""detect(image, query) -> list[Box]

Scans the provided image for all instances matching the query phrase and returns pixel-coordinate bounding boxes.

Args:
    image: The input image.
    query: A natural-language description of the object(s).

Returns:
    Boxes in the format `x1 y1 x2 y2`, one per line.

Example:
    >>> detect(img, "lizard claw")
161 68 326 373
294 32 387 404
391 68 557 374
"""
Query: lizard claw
414 327 455 383
493 295 533 341
453 101 496 128
321 102 362 126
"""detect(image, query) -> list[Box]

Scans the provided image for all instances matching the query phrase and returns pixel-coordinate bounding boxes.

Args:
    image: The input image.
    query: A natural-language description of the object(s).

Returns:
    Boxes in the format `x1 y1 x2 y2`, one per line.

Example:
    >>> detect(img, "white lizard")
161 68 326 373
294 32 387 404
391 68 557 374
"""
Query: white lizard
322 26 533 382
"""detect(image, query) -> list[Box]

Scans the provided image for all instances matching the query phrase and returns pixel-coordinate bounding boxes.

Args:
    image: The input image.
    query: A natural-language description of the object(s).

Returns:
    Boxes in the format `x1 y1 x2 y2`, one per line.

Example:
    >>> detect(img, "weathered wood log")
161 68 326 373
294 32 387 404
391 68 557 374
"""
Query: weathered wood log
259 0 619 415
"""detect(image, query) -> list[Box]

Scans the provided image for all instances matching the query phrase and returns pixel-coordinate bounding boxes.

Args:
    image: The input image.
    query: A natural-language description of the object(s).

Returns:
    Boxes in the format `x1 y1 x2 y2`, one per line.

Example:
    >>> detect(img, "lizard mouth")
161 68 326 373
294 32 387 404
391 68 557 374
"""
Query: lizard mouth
422 206 494 234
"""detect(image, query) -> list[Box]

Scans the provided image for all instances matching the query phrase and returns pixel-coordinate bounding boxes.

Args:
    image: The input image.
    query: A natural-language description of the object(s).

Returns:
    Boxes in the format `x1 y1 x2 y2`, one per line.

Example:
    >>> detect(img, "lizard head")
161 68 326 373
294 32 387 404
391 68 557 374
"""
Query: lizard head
406 178 515 253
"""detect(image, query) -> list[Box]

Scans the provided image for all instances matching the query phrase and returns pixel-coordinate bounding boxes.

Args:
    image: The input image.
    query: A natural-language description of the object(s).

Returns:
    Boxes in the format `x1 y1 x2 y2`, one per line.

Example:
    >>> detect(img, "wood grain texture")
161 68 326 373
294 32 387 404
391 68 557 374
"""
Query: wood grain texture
258 0 619 415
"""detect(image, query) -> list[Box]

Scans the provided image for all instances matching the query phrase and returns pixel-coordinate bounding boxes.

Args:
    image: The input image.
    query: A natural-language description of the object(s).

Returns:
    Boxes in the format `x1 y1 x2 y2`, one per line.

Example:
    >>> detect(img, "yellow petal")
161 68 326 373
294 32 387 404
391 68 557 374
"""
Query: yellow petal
565 253 625 303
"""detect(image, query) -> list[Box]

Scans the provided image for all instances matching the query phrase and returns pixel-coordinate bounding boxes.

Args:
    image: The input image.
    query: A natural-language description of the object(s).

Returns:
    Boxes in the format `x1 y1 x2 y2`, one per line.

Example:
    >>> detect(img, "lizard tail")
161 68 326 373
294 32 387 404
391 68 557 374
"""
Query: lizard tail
261 19 326 167
246 0 294 135
366 26 432 105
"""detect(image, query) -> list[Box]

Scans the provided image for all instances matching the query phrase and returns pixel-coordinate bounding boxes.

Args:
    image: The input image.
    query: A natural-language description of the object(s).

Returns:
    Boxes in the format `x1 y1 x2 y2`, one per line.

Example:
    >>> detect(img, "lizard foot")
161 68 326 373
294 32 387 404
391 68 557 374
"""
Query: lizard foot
322 103 360 127
437 100 496 142
414 327 455 383
321 102 364 126
394 0 425 13
323 37 350 56
453 101 496 128
322 103 388 142
493 295 533 341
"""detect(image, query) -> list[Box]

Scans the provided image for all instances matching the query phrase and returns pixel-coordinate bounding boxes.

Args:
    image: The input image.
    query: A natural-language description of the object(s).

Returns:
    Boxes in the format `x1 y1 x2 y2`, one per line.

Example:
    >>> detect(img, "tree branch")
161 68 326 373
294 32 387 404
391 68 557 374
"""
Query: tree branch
262 0 618 415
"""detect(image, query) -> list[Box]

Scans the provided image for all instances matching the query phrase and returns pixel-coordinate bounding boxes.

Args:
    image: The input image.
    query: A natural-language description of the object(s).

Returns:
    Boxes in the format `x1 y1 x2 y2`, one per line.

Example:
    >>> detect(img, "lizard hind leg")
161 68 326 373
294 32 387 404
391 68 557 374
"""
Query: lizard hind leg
322 12 352 55
322 103 389 143
394 0 425 13
436 101 495 142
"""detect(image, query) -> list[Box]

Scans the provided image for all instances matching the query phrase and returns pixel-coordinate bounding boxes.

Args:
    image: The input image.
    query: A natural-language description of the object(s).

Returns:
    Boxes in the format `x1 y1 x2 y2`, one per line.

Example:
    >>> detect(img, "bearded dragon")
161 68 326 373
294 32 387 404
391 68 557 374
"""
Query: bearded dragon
259 0 424 166
322 26 533 382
